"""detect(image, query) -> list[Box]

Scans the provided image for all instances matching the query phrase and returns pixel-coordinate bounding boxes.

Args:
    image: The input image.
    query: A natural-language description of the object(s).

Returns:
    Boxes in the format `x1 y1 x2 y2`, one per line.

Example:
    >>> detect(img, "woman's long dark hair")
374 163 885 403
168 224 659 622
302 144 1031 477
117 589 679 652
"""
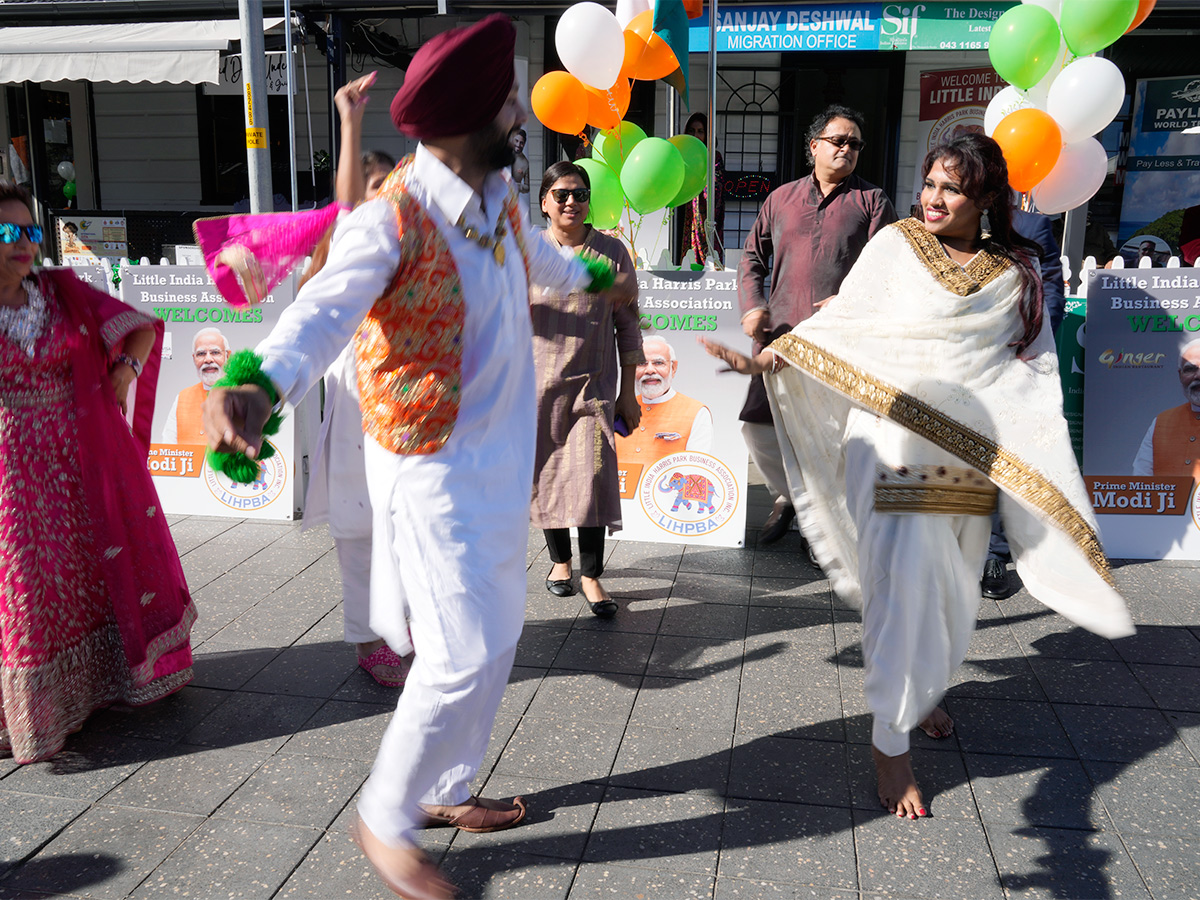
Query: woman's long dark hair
919 134 1044 355
538 161 590 220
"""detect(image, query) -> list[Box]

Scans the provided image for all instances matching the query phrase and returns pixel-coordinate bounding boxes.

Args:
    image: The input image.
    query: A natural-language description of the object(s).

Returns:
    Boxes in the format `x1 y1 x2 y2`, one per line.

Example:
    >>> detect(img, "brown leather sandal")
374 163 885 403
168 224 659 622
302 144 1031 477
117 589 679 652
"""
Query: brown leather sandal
419 795 527 833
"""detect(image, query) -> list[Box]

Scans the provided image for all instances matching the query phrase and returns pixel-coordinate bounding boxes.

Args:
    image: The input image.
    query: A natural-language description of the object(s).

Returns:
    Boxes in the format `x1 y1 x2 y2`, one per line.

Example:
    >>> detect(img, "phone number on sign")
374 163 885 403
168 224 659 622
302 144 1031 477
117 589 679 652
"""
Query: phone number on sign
939 40 986 50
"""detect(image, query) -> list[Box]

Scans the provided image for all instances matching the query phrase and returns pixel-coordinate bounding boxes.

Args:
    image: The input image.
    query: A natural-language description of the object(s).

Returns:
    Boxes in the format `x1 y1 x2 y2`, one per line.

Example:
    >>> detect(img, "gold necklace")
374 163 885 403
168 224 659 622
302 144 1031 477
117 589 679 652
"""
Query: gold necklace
456 210 508 265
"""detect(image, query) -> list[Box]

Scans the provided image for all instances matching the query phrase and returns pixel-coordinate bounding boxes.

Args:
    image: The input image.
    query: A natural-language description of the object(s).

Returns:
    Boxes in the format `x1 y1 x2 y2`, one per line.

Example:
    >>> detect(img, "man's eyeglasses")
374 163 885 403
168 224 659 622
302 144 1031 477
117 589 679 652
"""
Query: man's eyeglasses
0 223 44 244
816 135 865 153
549 188 590 203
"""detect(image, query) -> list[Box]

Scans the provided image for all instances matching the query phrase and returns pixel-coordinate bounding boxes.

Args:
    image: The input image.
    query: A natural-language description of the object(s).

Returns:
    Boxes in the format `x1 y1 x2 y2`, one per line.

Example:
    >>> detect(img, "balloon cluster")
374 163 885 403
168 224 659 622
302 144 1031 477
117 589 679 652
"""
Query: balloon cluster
531 1 705 229
985 0 1154 213
57 160 77 202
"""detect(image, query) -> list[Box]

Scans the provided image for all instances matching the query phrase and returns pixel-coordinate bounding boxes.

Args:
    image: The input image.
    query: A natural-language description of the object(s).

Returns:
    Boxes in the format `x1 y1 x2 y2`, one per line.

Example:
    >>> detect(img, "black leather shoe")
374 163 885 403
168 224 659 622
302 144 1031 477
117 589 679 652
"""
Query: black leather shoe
981 558 1009 599
759 501 796 545
546 573 576 597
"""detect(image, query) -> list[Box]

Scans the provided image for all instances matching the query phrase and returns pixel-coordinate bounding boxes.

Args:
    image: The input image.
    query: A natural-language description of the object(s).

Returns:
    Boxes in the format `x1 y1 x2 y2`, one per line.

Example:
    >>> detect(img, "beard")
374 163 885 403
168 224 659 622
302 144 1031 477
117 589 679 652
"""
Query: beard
470 120 517 171
638 374 670 401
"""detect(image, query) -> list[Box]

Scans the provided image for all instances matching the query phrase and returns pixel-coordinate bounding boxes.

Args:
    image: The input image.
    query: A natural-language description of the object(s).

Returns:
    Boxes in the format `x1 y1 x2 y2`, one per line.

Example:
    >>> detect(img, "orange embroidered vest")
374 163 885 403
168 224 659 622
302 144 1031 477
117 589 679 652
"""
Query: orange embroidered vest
174 382 210 443
617 392 707 465
1152 403 1200 478
355 158 530 455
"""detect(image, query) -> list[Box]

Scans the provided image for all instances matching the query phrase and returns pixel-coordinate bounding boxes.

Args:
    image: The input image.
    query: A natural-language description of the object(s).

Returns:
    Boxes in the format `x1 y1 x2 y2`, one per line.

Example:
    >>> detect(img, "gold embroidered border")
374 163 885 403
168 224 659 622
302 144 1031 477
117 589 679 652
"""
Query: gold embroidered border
894 217 1012 296
771 331 1113 585
875 485 998 516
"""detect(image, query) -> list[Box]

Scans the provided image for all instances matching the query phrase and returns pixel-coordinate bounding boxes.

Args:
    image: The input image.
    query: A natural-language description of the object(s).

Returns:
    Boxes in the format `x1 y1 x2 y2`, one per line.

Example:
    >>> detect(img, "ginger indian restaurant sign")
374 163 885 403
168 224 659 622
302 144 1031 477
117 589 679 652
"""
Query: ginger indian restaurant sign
688 3 1015 53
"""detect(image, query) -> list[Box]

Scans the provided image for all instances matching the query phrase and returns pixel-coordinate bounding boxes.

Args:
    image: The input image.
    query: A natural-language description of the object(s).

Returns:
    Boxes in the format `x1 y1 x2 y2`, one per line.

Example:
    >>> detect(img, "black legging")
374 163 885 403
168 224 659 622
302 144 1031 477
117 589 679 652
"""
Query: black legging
544 526 605 579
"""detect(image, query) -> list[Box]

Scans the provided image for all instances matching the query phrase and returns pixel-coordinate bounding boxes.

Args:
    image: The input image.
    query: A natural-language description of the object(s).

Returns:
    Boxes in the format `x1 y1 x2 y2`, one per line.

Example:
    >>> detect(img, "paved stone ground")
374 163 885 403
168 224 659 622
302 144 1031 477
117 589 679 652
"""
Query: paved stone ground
2 484 1199 899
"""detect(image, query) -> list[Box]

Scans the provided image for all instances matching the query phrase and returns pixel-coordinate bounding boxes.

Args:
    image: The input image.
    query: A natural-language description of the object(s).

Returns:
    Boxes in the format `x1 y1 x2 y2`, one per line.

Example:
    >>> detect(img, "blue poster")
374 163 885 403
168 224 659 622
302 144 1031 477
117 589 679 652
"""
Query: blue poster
690 3 880 53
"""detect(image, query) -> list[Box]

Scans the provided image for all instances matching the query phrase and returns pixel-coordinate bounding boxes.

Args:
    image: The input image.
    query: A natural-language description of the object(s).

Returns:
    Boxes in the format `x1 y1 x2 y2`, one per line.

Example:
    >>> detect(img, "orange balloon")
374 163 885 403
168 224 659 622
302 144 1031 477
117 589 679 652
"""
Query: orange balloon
584 78 631 131
623 9 680 81
993 108 1063 192
532 71 588 135
620 31 648 80
1126 0 1156 32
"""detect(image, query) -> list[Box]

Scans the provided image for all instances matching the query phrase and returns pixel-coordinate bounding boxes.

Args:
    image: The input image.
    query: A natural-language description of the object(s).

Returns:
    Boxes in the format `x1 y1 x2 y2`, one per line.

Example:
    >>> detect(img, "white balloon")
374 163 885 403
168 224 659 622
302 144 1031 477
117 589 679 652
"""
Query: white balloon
984 84 1048 137
1047 57 1126 143
1030 138 1108 214
1022 0 1062 17
616 0 654 29
56 160 76 181
556 2 625 91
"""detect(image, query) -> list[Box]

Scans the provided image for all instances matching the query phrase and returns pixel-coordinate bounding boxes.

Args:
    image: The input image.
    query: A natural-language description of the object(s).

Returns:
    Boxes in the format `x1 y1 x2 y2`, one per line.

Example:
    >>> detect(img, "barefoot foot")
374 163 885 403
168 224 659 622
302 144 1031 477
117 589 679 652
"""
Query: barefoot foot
872 746 928 820
918 706 954 740
351 816 457 899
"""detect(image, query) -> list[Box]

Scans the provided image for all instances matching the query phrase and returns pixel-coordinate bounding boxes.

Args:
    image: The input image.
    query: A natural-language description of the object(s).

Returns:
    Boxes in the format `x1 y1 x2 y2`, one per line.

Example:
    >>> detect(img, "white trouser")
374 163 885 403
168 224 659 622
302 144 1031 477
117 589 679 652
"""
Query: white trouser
356 437 528 846
844 420 989 757
741 421 791 504
336 535 378 645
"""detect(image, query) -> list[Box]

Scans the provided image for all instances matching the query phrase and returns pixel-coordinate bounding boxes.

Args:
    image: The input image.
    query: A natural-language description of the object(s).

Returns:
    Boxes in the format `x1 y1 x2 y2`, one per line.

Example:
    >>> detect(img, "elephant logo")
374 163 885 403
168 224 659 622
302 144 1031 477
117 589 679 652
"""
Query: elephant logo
659 471 719 514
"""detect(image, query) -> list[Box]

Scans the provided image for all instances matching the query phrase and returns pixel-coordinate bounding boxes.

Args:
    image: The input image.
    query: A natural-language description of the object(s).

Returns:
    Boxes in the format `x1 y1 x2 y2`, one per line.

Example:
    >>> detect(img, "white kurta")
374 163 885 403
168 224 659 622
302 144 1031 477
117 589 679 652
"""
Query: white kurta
256 145 589 843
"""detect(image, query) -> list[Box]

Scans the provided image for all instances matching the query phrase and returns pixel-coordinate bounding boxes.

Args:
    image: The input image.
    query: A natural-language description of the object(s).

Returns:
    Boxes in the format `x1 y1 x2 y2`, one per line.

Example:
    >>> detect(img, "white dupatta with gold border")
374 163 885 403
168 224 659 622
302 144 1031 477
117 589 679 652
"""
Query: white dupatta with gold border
766 218 1133 640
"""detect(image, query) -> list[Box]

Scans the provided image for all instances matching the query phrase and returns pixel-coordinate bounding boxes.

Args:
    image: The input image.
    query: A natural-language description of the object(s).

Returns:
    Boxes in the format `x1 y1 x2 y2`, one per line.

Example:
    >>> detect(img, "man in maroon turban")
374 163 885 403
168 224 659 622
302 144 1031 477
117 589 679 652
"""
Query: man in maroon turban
205 13 635 900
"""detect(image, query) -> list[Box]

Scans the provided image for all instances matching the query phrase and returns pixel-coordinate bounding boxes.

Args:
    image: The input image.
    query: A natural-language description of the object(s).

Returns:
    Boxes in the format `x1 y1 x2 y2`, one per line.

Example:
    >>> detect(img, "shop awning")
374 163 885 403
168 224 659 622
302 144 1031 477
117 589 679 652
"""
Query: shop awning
0 19 284 85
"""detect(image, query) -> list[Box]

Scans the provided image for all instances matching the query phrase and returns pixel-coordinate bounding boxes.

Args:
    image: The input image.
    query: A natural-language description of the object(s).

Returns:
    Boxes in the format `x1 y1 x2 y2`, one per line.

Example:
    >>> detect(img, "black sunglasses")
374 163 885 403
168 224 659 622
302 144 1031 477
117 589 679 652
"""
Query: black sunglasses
0 223 44 244
549 188 590 203
816 135 865 152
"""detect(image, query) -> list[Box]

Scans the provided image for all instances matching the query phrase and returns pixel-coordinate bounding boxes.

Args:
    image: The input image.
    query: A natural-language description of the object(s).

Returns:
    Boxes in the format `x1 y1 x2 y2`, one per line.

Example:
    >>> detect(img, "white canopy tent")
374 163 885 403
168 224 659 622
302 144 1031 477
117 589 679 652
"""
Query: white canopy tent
0 19 284 85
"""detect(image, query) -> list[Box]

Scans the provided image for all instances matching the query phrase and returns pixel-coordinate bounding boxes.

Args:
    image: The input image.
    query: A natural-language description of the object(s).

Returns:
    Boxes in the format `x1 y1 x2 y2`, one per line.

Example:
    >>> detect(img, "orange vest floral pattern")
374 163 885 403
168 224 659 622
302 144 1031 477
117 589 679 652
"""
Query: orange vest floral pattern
356 158 529 455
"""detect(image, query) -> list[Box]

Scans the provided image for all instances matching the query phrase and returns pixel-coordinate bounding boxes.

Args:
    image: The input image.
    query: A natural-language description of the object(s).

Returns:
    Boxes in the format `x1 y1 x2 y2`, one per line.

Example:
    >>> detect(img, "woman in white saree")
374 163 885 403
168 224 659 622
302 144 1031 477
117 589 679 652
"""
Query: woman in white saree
705 134 1132 820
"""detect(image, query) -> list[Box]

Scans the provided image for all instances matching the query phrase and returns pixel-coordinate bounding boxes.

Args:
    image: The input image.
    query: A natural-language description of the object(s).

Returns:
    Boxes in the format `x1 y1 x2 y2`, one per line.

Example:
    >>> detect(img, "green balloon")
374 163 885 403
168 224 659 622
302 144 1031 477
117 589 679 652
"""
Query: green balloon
987 4 1061 90
620 137 685 216
593 120 646 176
576 158 624 230
62 180 77 199
1059 0 1137 57
667 134 708 207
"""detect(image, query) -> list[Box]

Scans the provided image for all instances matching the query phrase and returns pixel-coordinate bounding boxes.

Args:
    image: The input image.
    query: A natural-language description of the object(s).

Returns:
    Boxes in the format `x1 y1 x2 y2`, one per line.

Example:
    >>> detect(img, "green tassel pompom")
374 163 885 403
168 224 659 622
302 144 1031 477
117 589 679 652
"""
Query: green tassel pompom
205 349 285 484
579 251 616 293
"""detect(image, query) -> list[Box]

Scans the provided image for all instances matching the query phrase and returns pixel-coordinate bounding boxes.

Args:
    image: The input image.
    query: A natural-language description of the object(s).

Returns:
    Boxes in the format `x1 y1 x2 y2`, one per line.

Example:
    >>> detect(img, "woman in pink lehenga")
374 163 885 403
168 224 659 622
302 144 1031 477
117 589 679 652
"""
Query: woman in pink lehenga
0 183 196 764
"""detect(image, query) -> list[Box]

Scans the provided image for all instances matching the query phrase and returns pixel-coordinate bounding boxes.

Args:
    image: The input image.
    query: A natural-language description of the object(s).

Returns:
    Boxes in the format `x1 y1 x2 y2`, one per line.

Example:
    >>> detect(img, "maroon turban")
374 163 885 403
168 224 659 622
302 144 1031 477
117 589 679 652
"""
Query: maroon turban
390 13 516 140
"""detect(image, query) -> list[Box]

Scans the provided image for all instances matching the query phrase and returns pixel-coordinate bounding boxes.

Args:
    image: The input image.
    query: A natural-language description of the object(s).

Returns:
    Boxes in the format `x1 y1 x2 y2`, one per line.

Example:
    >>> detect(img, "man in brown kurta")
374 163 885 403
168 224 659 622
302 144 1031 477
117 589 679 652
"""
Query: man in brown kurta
738 104 897 544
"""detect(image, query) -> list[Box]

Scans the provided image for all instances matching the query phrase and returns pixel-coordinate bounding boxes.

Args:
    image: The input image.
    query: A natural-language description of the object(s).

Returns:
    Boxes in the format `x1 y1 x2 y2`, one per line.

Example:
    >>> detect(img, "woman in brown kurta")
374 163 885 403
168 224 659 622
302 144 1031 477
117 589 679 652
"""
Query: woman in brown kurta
532 161 643 617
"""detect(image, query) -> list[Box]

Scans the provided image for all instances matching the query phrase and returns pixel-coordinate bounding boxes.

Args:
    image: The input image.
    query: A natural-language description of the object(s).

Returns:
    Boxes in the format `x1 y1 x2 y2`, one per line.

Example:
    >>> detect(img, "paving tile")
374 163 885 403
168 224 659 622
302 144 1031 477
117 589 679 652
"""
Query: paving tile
746 606 837 652
443 848 578 899
713 877 861 898
945 656 1047 703
985 823 1150 899
514 625 571 669
1086 760 1200 836
293 609 351 647
101 744 269 815
279 699 395 761
944 697 1076 759
604 542 684 573
853 809 1004 899
182 691 325 754
0 733 165 802
568 862 714 898
1113 624 1200 665
128 819 321 900
239 644 357 699
718 799 856 891
495 718 624 783
1053 702 1196 765
1028 658 1154 708
275 828 393 899
609 724 732 794
214 754 370 828
1001 598 1121 661
647 634 747 680
554 630 656 675
84 686 231 744
1120 833 1200 900
678 546 754 576
735 657 844 743
597 570 675 600
462 772 606 859
1129 662 1200 712
660 597 749 640
188 643 282 691
524 588 587 626
583 787 722 875
751 552 816 579
3 805 204 899
964 753 1112 831
524 670 641 726
569 597 668 634
1166 710 1200 762
0 792 90 877
631 672 740 733
728 735 849 807
848 744 974 819
670 572 753 605
748 576 832 610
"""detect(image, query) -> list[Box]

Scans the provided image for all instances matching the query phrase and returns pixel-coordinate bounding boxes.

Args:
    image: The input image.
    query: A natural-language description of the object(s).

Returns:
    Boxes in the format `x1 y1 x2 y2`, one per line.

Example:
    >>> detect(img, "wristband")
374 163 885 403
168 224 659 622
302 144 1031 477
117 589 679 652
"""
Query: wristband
114 352 143 378
206 349 285 484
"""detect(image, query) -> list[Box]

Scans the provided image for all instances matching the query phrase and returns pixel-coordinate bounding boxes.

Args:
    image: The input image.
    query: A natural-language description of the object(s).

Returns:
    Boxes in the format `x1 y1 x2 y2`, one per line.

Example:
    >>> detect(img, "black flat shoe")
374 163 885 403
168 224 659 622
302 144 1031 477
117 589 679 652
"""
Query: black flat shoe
587 598 618 618
546 573 576 597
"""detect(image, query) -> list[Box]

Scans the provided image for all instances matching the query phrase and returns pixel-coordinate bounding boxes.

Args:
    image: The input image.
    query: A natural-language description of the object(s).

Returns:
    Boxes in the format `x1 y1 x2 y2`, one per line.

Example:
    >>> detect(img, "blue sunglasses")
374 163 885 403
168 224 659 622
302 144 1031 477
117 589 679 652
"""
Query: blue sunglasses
0 223 44 244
